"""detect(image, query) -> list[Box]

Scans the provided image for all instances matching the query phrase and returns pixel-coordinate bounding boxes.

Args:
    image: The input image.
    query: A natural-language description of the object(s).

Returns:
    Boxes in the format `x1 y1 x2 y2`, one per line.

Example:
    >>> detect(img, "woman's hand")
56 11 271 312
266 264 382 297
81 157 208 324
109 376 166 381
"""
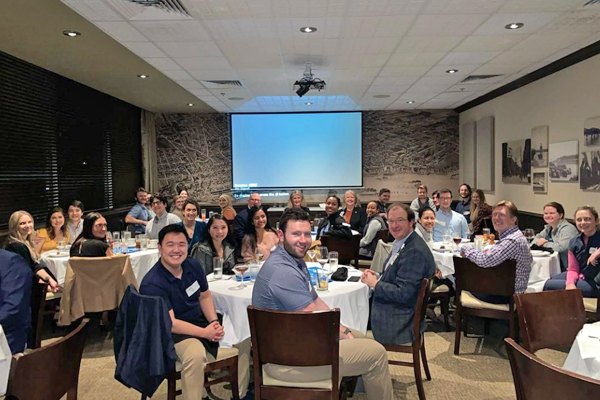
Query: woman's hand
435 268 443 279
535 238 548 246
48 278 61 293
587 249 600 266
565 283 577 290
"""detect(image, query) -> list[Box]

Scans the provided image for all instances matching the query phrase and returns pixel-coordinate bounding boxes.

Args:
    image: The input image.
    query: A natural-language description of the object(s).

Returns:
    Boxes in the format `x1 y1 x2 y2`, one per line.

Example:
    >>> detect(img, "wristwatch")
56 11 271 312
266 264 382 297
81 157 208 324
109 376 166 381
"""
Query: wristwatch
343 328 352 335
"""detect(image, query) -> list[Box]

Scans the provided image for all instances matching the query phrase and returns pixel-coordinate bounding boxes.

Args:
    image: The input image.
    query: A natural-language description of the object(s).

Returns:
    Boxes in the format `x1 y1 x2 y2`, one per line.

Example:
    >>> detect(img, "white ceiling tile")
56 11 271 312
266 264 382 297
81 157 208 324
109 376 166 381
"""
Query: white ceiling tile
95 21 147 41
395 36 465 53
372 76 421 86
453 35 527 52
61 0 123 21
366 84 411 95
386 52 447 67
447 83 492 92
498 0 589 14
341 16 415 38
131 21 212 42
143 57 182 71
379 65 431 77
425 64 479 77
490 49 556 65
175 57 233 70
335 55 389 68
422 0 505 15
472 13 562 36
512 32 589 54
188 70 241 81
434 91 472 100
155 42 223 58
186 88 213 97
542 10 600 34
407 14 490 37
162 70 194 81
439 51 501 65
570 31 600 50
177 80 204 89
471 62 528 75
121 42 167 58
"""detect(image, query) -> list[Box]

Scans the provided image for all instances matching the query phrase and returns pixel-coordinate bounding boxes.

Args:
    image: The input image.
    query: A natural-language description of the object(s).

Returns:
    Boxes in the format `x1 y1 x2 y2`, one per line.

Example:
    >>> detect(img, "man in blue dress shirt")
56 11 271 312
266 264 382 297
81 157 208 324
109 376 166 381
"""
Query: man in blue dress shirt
433 188 468 242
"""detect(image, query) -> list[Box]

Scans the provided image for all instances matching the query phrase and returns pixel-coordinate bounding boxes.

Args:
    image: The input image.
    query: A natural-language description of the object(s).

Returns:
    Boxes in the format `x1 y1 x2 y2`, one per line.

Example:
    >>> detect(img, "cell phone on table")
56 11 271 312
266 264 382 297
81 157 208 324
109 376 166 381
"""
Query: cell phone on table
347 276 360 282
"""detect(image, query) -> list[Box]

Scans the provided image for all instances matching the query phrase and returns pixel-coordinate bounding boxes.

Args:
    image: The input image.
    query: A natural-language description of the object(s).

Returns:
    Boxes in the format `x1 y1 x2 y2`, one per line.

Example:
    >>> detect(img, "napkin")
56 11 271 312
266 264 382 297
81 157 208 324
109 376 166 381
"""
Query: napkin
331 267 348 282
530 244 553 253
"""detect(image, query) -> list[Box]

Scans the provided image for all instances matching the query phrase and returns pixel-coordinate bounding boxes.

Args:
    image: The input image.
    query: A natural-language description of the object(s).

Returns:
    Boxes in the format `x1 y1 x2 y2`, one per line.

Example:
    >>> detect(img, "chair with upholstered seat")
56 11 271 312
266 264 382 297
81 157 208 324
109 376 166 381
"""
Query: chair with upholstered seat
429 283 451 331
514 289 586 354
247 306 356 400
505 338 600 400
377 278 433 400
584 295 599 321
6 319 89 400
453 257 517 355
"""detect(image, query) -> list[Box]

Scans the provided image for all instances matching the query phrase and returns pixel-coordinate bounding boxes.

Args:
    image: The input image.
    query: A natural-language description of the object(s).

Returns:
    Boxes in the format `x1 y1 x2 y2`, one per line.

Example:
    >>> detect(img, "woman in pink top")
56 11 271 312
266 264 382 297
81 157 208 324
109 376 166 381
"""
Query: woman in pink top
241 206 279 263
543 205 600 297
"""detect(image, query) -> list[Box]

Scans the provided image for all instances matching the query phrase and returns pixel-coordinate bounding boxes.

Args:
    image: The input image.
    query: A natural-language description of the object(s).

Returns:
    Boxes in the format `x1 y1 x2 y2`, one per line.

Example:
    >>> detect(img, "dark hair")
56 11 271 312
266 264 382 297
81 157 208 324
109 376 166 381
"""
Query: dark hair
439 188 453 198
45 207 67 240
419 207 435 218
72 212 105 247
183 199 200 214
179 188 188 196
244 206 275 251
544 202 565 217
417 185 428 192
379 188 391 196
280 209 310 233
203 214 233 252
68 200 84 212
152 194 169 207
387 203 416 223
432 190 439 198
158 224 189 245
460 183 472 196
326 195 341 208
135 187 147 197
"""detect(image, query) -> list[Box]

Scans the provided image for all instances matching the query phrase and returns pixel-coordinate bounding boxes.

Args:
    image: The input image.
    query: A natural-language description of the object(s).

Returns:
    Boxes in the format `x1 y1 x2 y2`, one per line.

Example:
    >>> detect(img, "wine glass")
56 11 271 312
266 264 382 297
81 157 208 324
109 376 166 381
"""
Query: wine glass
452 233 462 252
255 247 264 263
230 264 249 290
317 246 329 269
307 249 316 265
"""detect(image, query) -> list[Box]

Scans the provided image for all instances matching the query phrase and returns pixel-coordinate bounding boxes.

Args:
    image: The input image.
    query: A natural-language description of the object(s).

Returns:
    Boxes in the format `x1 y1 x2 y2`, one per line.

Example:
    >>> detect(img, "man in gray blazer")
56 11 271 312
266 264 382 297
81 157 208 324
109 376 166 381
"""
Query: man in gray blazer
361 203 436 345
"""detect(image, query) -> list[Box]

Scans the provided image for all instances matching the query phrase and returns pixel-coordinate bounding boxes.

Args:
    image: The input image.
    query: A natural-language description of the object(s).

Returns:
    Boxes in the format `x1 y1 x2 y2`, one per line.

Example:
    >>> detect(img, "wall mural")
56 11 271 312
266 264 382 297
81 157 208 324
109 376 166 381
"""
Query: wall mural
155 110 459 204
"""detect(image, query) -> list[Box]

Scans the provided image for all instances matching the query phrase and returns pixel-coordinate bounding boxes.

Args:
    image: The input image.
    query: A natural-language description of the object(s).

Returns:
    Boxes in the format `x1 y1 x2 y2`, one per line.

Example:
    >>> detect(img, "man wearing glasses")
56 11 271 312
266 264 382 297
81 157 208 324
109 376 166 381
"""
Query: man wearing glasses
361 203 436 345
432 188 468 242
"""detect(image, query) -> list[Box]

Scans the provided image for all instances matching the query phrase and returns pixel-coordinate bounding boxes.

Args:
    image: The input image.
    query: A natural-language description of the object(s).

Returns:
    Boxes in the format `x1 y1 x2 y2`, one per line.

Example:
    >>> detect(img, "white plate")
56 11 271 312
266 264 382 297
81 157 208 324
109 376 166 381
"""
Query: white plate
461 238 471 243
530 250 550 257
46 252 69 258
432 243 453 252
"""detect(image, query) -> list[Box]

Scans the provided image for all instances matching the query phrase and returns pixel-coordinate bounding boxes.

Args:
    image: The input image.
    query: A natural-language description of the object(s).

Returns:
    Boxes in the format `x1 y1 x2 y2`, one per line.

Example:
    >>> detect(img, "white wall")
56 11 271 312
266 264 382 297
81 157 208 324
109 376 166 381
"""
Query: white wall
459 53 600 217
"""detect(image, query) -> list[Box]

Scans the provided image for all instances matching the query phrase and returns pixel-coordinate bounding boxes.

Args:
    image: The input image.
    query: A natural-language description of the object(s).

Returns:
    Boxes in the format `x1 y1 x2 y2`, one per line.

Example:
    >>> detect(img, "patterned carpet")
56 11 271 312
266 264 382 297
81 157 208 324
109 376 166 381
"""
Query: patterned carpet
47 314 568 400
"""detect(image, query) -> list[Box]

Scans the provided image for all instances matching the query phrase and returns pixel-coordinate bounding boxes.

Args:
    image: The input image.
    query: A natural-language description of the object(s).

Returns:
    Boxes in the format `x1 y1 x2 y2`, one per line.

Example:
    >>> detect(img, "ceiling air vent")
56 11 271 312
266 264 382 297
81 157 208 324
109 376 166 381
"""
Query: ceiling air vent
583 0 600 6
460 74 504 83
123 0 190 16
201 80 246 89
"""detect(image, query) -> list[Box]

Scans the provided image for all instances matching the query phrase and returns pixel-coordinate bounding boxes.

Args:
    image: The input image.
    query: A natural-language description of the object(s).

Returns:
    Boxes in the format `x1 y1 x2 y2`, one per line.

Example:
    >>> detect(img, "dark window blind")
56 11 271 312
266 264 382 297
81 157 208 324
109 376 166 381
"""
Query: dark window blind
0 50 141 229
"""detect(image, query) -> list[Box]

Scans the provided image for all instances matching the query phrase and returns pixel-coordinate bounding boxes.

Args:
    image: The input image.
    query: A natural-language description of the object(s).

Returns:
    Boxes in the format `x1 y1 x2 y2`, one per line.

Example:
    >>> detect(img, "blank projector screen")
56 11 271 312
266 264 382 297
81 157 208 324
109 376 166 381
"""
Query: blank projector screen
231 112 362 189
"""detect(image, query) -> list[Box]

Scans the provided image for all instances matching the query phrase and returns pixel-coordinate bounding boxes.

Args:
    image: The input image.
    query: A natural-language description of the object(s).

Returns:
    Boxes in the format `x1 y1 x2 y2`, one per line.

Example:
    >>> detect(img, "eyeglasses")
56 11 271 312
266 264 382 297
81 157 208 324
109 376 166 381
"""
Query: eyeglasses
388 218 408 225
439 196 452 201
151 201 161 205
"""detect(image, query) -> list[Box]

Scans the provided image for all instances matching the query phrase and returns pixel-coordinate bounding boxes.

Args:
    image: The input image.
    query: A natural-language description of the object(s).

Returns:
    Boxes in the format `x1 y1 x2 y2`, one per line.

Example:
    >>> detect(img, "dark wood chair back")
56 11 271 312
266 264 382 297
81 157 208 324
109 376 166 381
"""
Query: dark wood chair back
6 318 89 400
320 235 360 266
505 338 600 400
514 289 586 354
30 282 48 349
247 306 341 400
454 257 516 297
376 229 389 243
412 278 432 342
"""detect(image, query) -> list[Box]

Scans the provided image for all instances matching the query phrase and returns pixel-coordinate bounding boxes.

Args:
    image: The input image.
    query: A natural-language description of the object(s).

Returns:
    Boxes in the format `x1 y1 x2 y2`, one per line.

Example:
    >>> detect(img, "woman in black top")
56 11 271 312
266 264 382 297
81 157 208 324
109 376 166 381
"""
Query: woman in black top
70 212 112 257
5 210 60 292
340 190 367 234
316 195 352 240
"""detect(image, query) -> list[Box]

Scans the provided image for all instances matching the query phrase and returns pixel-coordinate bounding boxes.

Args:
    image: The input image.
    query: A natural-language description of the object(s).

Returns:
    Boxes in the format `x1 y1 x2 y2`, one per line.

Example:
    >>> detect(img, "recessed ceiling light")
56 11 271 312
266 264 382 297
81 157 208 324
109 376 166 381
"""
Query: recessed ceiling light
228 97 244 101
373 94 390 98
62 30 81 37
406 101 415 104
446 69 459 74
305 102 313 105
505 22 524 30
300 26 317 33
137 74 149 79
187 103 194 107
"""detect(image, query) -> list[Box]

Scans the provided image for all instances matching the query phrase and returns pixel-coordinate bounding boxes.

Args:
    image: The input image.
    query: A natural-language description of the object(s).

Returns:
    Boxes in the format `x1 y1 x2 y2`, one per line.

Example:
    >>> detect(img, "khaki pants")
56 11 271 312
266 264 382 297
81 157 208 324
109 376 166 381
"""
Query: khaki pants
174 338 251 400
264 330 393 400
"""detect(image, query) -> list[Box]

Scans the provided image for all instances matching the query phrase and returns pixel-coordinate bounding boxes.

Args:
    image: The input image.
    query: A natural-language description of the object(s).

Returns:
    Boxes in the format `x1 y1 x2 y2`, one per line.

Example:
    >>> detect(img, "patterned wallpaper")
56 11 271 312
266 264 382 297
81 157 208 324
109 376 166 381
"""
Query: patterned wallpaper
155 110 459 203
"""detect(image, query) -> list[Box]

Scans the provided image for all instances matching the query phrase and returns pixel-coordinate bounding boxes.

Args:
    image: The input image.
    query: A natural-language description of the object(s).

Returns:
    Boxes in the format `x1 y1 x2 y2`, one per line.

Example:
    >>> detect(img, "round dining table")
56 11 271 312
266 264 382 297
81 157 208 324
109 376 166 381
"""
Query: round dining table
563 321 600 380
431 243 561 293
40 248 160 286
209 264 370 347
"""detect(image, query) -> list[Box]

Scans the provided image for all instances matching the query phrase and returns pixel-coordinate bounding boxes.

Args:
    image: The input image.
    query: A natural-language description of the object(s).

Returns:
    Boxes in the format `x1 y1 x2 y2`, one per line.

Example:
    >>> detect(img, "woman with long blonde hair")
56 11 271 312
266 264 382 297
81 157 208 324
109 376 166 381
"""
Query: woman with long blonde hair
5 210 60 292
219 194 237 221
285 190 310 213
469 189 493 238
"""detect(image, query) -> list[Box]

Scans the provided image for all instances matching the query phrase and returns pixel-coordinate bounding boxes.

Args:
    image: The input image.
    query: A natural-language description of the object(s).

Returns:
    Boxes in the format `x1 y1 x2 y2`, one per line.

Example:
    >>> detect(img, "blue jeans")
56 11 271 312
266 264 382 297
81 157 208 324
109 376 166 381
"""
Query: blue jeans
543 271 599 297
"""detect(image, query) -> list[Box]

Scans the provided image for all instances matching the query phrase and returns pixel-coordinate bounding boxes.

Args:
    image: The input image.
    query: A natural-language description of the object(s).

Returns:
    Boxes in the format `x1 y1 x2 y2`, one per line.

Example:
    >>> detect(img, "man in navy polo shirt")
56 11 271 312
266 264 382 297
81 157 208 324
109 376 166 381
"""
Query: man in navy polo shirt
140 224 251 400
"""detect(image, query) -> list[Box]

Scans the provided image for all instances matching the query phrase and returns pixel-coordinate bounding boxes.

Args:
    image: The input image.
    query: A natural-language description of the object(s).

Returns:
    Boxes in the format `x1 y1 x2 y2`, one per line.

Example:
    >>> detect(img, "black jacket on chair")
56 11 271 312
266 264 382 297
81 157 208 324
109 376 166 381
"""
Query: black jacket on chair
340 207 367 234
316 214 352 240
114 285 177 397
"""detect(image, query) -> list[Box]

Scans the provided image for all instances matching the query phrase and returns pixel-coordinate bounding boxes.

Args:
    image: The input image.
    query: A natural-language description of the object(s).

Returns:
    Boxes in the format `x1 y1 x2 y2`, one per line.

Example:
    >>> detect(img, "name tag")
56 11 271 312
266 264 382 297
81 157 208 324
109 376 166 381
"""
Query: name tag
437 220 446 227
186 281 200 297
590 247 597 255
463 211 470 215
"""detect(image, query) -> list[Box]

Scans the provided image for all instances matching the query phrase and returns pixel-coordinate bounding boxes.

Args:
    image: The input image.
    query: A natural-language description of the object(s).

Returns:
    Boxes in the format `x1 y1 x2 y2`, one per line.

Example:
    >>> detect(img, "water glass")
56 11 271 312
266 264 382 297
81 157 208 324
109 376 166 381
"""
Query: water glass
121 241 129 254
113 240 122 254
113 231 120 241
140 237 148 250
474 236 484 250
248 260 259 284
213 257 223 280
123 231 132 241
442 232 452 246
316 269 329 291
329 251 339 272
58 239 66 251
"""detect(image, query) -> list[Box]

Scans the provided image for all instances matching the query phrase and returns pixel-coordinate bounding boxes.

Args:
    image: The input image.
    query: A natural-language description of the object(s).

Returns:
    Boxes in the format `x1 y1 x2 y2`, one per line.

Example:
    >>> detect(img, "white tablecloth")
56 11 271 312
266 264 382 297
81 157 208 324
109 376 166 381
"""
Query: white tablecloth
209 265 369 347
0 324 11 396
431 245 560 293
40 249 160 285
563 322 600 380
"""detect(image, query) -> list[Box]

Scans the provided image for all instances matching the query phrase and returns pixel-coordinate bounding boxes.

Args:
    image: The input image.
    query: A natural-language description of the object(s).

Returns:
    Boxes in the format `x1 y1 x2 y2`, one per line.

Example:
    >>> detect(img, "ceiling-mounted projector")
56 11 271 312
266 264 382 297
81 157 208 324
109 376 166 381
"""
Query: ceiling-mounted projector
293 62 326 98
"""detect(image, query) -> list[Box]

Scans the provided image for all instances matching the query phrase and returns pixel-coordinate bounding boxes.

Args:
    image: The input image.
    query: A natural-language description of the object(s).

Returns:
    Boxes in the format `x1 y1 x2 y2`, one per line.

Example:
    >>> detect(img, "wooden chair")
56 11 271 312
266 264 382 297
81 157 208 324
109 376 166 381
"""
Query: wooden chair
380 278 433 400
514 289 586 354
429 283 451 331
453 257 517 355
140 355 240 400
5 318 89 400
584 295 599 321
30 282 48 349
356 230 390 269
321 235 360 267
247 306 355 400
504 338 600 400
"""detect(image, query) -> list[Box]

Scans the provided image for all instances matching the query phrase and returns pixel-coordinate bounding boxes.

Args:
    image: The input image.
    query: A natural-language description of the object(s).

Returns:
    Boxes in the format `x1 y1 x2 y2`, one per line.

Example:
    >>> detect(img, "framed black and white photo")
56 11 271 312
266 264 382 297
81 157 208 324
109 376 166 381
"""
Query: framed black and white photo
502 139 531 184
531 126 548 168
580 150 600 191
584 116 600 147
532 172 547 194
549 141 579 182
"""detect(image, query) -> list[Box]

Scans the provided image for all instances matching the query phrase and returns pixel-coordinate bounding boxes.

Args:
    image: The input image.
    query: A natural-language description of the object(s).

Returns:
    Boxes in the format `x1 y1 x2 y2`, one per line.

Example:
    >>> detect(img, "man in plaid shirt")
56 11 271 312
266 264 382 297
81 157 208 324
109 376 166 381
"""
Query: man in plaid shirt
461 200 532 303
